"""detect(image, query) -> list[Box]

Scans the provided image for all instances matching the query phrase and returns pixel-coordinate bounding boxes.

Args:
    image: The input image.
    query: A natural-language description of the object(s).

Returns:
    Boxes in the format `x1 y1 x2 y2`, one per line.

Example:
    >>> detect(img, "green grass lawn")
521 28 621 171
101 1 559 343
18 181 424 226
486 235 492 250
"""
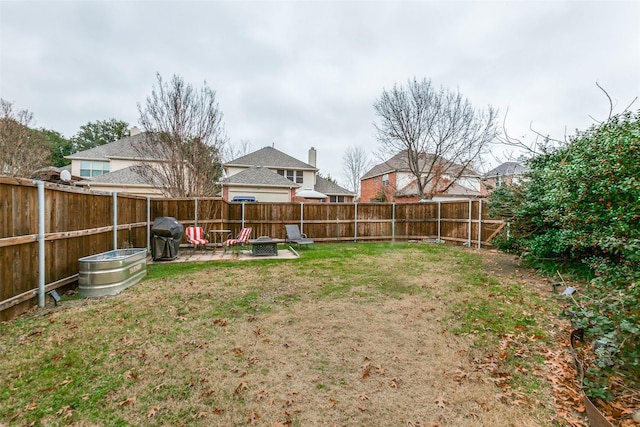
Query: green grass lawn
0 243 568 426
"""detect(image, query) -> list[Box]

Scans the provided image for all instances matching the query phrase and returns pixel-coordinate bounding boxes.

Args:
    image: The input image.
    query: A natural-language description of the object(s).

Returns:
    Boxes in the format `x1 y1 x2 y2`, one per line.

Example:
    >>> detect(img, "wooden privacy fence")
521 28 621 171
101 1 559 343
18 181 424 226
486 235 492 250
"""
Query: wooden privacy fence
0 178 503 320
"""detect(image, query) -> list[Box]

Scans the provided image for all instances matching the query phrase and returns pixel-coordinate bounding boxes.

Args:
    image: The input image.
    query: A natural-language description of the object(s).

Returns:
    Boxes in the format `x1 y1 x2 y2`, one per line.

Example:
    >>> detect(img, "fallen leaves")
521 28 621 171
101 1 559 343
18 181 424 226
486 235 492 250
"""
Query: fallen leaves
56 378 73 387
118 396 136 407
361 363 371 380
452 368 470 384
124 370 139 381
255 389 270 401
213 318 228 327
389 378 401 389
55 405 73 419
361 359 387 381
470 325 589 426
248 411 259 424
193 411 208 419
234 381 249 396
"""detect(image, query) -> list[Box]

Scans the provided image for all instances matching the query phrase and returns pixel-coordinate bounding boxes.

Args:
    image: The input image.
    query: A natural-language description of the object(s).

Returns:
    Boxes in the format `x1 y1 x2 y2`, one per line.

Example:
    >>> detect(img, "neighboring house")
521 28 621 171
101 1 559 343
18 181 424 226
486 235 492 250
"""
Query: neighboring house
484 161 529 190
314 176 354 203
220 146 354 203
64 128 166 196
360 151 486 203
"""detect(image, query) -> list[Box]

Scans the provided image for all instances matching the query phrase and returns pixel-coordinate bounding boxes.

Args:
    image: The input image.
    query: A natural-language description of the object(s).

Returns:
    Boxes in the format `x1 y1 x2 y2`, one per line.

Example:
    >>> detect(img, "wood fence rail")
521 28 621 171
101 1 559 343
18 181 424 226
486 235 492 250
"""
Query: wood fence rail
0 177 503 320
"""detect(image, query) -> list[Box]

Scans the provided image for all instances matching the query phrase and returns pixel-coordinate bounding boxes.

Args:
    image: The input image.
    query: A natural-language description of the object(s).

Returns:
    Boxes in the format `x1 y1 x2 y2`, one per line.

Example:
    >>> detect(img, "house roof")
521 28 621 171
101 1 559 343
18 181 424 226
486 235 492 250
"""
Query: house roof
395 180 482 198
361 150 478 180
225 146 317 171
76 166 157 186
314 176 354 196
220 166 300 188
65 133 163 161
485 161 529 177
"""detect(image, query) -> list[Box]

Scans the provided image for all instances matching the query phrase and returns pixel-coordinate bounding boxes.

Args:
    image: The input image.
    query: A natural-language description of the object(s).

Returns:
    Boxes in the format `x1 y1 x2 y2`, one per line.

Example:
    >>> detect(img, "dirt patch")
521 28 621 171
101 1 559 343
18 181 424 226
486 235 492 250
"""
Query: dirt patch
206 296 546 426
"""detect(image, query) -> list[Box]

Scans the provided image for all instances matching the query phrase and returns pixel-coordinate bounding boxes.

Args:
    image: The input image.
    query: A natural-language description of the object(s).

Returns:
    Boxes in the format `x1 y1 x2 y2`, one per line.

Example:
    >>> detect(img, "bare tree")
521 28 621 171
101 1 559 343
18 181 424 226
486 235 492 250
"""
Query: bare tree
341 145 370 198
136 74 227 197
498 83 638 157
374 78 499 199
0 99 51 177
221 138 253 163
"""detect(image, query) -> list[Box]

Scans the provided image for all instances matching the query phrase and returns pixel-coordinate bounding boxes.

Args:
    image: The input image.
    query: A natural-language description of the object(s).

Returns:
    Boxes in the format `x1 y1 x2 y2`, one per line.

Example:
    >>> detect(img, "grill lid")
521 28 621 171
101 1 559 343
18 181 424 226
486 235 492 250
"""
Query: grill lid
151 217 184 240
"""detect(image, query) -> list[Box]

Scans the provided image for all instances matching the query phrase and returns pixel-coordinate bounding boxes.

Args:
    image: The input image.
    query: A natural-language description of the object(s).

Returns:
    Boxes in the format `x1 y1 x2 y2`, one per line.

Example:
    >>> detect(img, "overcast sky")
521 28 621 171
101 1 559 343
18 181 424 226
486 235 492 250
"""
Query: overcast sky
1 0 639 185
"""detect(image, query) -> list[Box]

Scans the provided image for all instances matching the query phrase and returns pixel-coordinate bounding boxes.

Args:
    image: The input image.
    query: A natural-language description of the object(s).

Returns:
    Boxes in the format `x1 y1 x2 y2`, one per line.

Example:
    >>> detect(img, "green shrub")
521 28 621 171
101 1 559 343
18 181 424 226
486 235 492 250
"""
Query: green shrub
488 111 640 397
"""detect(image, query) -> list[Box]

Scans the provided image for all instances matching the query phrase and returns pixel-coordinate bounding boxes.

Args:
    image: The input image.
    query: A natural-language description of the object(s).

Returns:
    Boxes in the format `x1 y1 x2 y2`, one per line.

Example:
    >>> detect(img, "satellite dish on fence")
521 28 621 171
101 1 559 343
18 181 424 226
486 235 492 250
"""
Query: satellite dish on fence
60 170 72 182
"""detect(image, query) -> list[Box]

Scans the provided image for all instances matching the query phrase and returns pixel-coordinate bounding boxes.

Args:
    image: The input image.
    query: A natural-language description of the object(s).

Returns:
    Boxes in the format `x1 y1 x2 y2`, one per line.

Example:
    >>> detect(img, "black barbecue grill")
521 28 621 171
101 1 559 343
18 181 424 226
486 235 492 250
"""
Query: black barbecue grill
151 217 184 261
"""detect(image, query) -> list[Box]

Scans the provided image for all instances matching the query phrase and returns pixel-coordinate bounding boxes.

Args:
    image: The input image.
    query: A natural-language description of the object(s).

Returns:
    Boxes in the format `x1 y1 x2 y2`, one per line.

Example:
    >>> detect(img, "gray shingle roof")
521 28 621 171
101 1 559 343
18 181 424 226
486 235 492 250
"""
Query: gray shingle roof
77 166 156 186
65 133 162 161
314 176 354 196
485 162 529 177
225 146 317 171
395 180 482 198
221 166 301 187
361 150 478 180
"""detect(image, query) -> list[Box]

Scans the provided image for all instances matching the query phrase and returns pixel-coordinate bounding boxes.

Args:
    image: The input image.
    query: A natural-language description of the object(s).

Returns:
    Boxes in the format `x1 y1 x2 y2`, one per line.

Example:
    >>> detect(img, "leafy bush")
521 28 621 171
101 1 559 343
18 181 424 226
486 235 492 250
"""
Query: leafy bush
488 111 640 397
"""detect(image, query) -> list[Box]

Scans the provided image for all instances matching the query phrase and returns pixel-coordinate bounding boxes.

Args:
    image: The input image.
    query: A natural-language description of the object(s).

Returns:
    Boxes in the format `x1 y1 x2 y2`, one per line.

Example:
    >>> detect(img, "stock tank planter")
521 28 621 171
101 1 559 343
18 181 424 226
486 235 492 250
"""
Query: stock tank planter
78 248 147 298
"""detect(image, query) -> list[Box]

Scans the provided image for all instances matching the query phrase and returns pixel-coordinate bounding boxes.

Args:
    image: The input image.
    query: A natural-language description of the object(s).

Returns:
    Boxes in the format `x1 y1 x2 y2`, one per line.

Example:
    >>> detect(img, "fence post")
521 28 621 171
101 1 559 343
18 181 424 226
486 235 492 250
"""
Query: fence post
437 201 442 243
37 181 45 308
241 201 245 229
477 199 482 249
300 203 304 235
391 203 396 242
194 198 198 227
354 202 358 243
113 192 118 250
468 199 472 247
146 196 151 252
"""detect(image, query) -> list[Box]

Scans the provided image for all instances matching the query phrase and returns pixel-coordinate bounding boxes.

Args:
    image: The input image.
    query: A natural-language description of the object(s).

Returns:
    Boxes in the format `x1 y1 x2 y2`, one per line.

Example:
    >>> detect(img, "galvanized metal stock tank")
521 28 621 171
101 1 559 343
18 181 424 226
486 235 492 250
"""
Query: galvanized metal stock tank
78 249 147 298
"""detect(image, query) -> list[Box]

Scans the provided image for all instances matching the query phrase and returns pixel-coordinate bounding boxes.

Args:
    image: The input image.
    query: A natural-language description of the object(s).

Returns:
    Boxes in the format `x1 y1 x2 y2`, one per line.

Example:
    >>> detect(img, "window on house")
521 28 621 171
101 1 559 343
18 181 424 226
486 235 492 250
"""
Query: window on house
382 174 389 186
495 175 505 188
278 169 304 184
330 196 345 203
80 161 110 177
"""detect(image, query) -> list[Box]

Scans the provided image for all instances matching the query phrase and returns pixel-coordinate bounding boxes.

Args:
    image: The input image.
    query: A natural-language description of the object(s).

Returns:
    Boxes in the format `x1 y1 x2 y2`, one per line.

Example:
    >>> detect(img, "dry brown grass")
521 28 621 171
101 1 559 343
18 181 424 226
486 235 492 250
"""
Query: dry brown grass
0 243 565 426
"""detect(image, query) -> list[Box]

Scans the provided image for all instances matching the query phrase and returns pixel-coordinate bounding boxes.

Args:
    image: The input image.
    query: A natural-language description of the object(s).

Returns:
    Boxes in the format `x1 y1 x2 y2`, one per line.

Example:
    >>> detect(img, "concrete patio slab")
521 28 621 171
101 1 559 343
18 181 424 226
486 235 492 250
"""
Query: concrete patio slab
149 246 299 264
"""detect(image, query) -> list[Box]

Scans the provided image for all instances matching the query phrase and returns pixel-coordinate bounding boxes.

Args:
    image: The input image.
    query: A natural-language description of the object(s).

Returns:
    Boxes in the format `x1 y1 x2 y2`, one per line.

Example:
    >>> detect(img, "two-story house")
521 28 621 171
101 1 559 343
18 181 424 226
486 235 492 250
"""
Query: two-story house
64 128 166 196
220 146 354 203
360 151 486 202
